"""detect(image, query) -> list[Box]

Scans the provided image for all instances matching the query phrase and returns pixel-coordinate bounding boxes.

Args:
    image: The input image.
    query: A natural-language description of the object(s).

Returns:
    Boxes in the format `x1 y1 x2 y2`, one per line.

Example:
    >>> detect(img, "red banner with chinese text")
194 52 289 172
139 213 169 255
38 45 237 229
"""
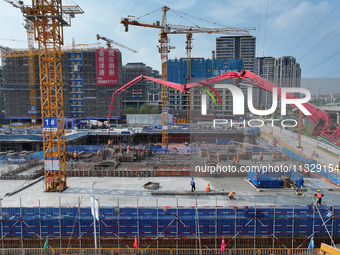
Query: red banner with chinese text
96 49 118 85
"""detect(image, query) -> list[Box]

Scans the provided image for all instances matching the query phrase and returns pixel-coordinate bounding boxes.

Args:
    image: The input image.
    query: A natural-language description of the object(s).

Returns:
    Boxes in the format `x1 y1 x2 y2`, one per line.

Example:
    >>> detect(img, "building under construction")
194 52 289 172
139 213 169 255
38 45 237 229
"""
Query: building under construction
1 49 124 123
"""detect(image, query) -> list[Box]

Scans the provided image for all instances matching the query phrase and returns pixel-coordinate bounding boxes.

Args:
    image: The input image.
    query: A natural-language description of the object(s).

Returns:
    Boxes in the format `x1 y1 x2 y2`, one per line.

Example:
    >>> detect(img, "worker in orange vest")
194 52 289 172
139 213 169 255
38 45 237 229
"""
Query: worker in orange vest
108 140 111 146
228 191 235 200
314 190 324 206
233 157 236 166
73 151 77 162
260 151 263 161
236 155 240 166
205 183 211 192
127 145 130 153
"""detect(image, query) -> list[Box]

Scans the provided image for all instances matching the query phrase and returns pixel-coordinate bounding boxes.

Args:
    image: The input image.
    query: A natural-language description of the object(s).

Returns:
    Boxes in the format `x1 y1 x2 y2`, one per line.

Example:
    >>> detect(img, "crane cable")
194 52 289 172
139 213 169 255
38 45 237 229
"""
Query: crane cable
169 9 201 28
288 1 340 54
170 8 236 29
303 48 340 75
257 0 262 57
135 7 163 20
299 25 340 61
262 0 270 56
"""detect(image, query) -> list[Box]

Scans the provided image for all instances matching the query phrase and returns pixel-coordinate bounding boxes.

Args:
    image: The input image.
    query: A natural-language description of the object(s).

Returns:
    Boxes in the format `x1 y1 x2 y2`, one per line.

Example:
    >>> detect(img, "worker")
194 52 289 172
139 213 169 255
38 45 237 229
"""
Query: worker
191 177 196 192
108 139 111 148
127 145 130 153
120 145 123 153
205 183 211 192
228 190 236 200
314 190 324 206
73 151 77 162
236 155 240 166
233 157 236 166
260 151 263 161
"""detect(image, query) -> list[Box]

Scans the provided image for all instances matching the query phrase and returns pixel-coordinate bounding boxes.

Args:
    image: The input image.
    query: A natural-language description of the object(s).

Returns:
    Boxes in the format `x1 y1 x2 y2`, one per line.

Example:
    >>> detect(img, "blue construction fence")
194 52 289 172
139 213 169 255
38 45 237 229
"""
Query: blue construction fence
281 147 340 185
0 206 339 238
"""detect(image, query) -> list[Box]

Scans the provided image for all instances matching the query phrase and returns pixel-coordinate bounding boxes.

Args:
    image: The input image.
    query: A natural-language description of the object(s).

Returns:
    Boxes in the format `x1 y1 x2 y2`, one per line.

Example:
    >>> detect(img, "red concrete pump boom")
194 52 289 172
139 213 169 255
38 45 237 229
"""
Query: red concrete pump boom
107 70 340 146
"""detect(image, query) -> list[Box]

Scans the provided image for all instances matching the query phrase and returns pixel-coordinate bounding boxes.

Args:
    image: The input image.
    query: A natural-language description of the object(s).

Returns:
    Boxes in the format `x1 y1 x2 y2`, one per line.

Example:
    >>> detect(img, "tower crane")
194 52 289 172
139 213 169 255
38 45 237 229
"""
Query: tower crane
121 6 255 144
96 34 138 53
5 0 84 192
4 0 38 124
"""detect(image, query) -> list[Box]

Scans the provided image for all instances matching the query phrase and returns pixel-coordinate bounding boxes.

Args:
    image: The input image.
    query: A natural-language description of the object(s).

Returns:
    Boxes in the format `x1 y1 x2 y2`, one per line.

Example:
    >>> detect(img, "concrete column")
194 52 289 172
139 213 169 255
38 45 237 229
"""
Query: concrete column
337 112 340 124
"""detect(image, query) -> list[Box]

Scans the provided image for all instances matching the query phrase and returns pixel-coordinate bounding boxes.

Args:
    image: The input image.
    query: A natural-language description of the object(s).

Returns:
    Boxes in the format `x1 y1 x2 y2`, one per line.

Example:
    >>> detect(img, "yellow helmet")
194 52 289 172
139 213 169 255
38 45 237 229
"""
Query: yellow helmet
317 189 320 192
233 191 235 193
208 183 210 186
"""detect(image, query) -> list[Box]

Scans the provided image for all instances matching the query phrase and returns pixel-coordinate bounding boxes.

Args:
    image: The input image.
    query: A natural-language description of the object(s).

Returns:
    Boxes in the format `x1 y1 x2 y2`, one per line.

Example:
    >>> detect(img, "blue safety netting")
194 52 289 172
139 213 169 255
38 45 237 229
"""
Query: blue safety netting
1 206 339 237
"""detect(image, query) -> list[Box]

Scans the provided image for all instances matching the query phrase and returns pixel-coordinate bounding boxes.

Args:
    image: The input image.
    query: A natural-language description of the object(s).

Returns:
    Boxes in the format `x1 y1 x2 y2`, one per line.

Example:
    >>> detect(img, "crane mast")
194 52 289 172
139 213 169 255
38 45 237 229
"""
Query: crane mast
160 6 170 145
4 0 85 192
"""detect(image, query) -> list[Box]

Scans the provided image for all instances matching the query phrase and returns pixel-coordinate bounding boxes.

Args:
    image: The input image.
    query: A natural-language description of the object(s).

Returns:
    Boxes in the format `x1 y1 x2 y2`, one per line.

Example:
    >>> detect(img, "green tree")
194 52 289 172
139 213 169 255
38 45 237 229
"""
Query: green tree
123 106 138 114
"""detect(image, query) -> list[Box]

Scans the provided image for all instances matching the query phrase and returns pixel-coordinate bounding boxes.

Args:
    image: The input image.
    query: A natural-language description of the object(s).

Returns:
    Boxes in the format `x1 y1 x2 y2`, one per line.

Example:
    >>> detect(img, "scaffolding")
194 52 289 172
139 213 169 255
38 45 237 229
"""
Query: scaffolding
0 198 339 250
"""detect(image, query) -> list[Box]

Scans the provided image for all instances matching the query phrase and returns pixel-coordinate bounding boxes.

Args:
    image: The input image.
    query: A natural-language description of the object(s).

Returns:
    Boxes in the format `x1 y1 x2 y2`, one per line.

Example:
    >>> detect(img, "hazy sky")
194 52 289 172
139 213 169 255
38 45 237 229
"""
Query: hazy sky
1 0 340 81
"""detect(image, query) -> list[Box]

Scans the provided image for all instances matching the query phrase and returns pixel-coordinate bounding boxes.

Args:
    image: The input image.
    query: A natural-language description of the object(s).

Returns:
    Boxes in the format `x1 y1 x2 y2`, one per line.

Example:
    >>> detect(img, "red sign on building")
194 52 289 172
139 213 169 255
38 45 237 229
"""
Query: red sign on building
96 49 118 85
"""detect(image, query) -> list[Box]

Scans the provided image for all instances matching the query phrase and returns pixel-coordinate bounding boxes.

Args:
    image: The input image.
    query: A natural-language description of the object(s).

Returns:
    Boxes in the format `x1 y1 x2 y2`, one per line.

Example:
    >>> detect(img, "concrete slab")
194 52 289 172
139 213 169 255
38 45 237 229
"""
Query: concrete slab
1 175 339 208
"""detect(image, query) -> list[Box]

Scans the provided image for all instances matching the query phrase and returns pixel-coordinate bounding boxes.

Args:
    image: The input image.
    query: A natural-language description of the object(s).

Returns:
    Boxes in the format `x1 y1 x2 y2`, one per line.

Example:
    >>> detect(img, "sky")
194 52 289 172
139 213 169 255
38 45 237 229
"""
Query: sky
1 0 340 84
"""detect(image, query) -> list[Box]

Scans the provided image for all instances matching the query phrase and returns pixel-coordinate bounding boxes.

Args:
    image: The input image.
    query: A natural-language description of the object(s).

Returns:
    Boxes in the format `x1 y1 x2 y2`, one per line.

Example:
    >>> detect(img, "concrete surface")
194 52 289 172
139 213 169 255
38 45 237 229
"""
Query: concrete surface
0 175 339 208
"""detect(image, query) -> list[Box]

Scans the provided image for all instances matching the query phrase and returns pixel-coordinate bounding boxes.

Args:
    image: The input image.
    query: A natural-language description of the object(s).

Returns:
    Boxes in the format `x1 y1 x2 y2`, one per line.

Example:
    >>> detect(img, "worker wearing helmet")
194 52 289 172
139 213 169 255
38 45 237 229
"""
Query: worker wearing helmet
228 190 236 200
314 190 324 206
206 183 211 192
236 155 240 166
190 178 196 192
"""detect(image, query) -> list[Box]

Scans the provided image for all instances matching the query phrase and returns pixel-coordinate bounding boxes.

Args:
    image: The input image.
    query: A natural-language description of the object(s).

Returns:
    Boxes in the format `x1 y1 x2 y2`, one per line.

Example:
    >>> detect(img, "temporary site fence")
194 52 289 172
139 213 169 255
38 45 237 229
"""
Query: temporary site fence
0 200 339 250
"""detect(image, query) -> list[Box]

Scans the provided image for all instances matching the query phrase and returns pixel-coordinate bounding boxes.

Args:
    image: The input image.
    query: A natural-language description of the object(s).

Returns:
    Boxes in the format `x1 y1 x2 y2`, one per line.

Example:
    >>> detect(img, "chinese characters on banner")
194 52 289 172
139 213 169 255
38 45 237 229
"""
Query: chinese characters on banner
96 49 118 85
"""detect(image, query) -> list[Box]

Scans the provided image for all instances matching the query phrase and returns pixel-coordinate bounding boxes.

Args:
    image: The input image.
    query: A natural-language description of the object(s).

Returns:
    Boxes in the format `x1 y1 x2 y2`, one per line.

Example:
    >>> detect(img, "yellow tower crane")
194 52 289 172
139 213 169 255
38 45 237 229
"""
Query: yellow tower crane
121 6 255 144
4 0 84 192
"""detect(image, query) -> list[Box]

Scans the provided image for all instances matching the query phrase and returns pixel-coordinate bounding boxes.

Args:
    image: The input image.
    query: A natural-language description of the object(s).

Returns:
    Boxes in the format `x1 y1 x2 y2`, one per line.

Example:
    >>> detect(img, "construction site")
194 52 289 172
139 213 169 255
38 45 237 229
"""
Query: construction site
1 0 340 254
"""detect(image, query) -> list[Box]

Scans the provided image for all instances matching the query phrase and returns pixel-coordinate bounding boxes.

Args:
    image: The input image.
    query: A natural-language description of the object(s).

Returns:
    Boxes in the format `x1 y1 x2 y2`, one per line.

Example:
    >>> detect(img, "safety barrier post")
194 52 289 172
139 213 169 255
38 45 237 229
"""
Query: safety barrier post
215 197 217 253
176 198 179 255
156 198 159 250
234 199 237 251
254 197 256 251
59 196 62 249
331 191 335 239
273 196 276 250
39 199 42 249
98 198 101 249
20 197 23 249
137 198 140 251
0 198 3 250
79 197 82 249
118 197 120 251
292 198 295 249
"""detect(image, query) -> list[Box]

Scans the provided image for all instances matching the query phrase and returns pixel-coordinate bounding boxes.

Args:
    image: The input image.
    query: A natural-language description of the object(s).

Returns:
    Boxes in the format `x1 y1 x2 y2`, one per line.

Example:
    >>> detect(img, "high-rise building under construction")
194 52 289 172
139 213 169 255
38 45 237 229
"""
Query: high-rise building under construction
1 49 124 124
